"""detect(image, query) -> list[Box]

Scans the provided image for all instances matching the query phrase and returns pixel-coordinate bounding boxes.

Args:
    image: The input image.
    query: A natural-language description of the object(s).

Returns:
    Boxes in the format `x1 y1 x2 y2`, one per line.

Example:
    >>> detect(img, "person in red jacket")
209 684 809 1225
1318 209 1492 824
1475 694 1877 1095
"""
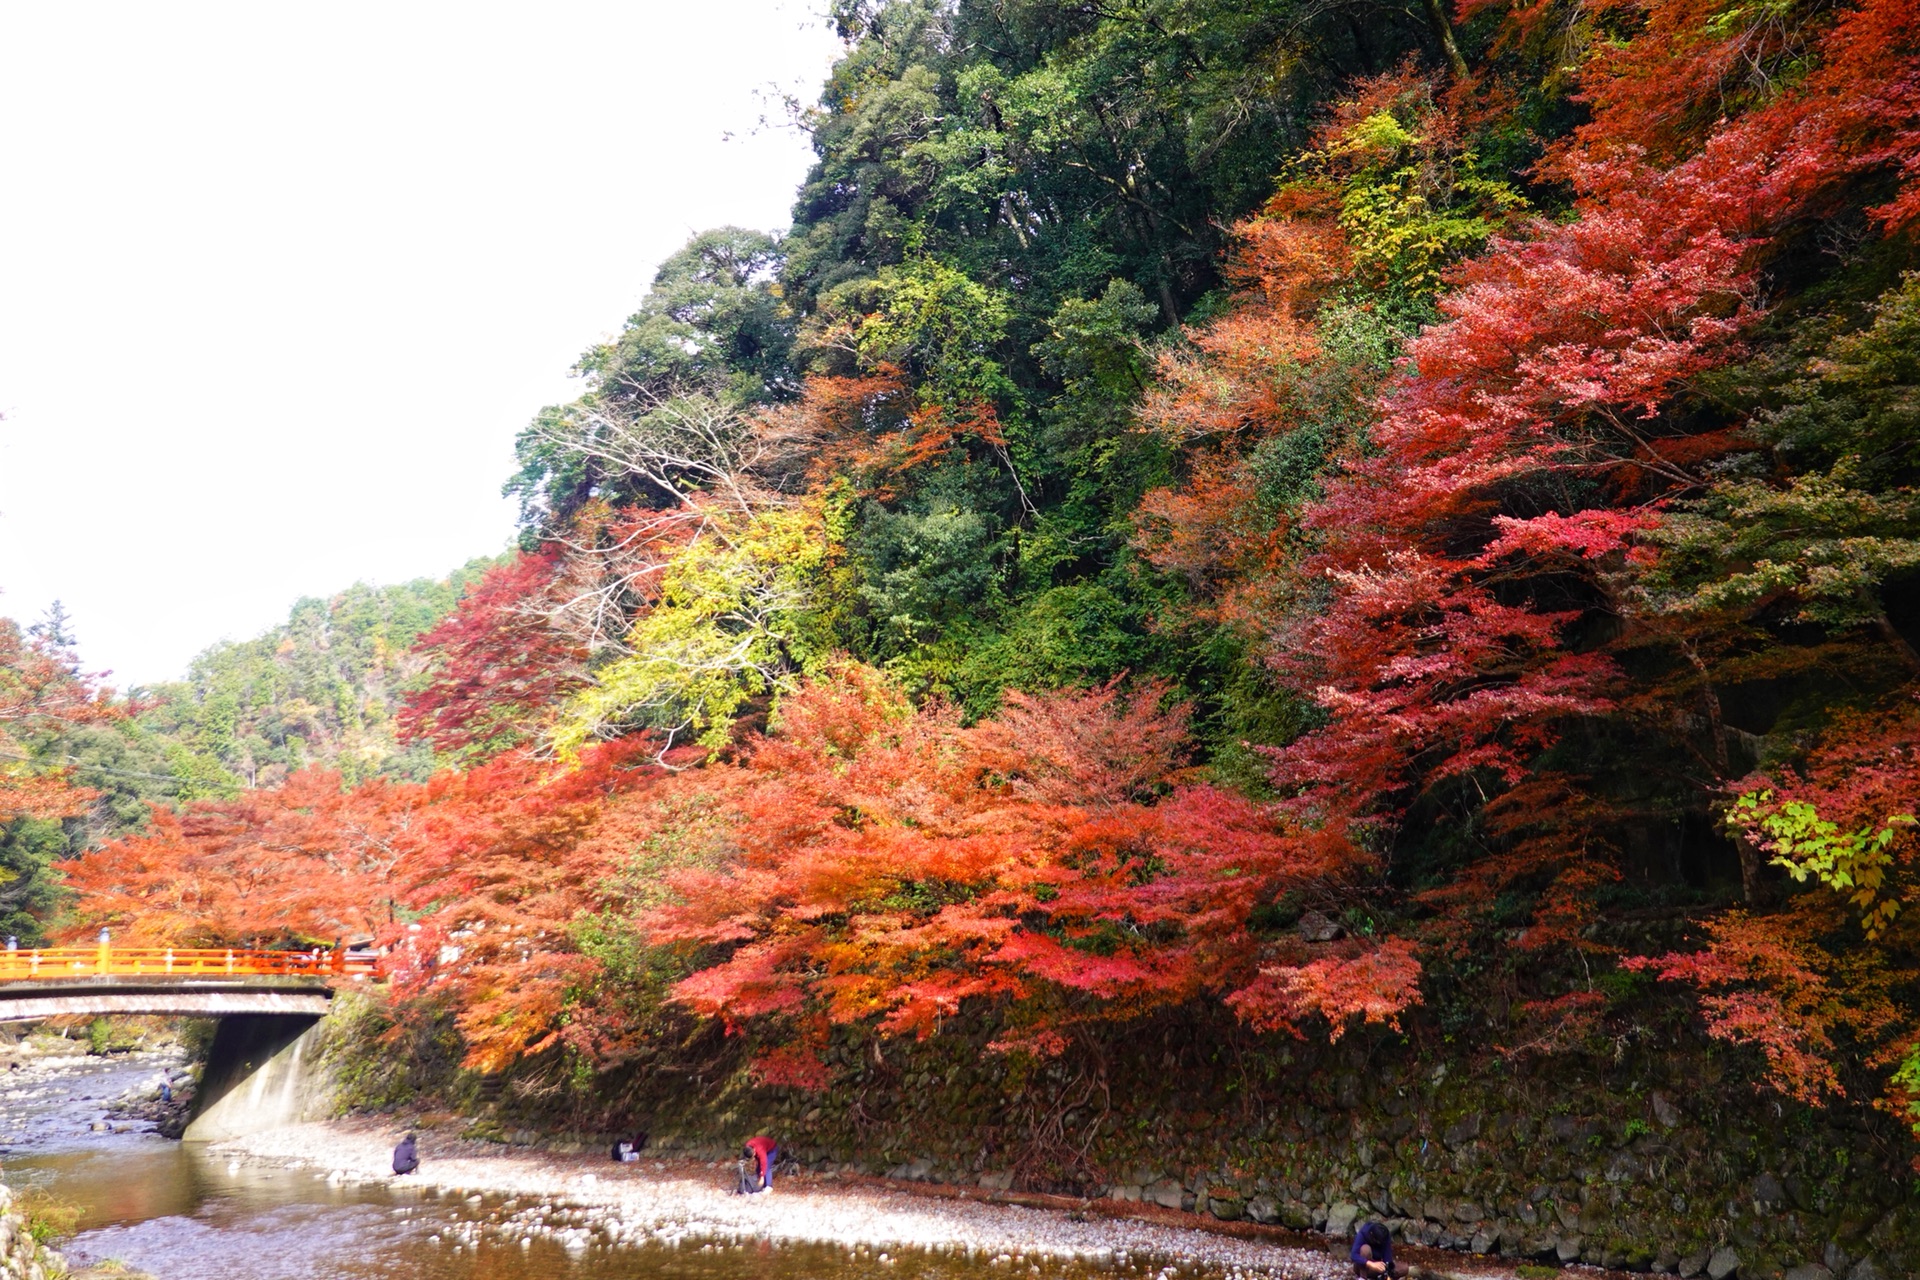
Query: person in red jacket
740 1135 778 1193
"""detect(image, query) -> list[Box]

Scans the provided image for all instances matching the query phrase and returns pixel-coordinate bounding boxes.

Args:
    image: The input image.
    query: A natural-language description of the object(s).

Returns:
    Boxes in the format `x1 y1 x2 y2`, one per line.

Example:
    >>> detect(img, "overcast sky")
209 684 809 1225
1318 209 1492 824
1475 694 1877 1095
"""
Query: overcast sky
0 2 840 688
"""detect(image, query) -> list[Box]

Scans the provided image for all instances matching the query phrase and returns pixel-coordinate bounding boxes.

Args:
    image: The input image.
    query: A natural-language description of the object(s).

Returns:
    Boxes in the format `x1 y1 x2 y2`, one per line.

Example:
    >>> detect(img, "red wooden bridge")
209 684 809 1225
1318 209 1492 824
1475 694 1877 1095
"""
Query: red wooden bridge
0 944 378 983
0 942 376 1024
1 941 381 1143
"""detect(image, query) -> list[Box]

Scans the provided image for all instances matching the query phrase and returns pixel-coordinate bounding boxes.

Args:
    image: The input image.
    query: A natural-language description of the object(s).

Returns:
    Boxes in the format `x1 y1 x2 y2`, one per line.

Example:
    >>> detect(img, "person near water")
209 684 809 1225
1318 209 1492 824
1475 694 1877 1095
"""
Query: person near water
610 1137 633 1162
1350 1221 1403 1278
392 1132 420 1176
739 1134 777 1193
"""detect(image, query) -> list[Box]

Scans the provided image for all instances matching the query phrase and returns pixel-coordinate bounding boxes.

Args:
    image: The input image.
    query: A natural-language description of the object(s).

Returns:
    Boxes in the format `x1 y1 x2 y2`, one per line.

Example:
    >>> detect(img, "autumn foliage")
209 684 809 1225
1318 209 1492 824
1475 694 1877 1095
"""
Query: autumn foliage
643 668 1418 1081
35 0 1920 1158
0 619 115 822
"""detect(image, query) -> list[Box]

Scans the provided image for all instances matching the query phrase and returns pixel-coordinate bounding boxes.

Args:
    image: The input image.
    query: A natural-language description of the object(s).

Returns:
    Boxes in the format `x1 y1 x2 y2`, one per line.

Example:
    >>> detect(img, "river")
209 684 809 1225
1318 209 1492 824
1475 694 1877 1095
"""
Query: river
2 1049 1285 1280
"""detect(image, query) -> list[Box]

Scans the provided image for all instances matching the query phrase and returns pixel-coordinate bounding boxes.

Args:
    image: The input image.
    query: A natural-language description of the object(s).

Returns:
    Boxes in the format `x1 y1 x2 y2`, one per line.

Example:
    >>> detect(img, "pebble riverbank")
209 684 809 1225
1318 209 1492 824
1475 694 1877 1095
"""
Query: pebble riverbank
217 1120 1565 1280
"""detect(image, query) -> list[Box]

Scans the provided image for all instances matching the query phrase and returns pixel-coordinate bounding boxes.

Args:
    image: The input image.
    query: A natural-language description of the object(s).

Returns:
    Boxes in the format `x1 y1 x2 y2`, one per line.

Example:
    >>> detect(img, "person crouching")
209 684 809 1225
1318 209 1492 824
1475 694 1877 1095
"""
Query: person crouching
737 1135 777 1194
1351 1221 1404 1278
392 1132 420 1176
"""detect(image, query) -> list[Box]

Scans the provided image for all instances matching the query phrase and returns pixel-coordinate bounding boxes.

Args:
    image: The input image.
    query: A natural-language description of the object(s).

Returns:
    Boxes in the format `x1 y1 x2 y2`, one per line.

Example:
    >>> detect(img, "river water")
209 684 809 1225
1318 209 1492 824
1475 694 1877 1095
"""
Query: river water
0 1051 1164 1280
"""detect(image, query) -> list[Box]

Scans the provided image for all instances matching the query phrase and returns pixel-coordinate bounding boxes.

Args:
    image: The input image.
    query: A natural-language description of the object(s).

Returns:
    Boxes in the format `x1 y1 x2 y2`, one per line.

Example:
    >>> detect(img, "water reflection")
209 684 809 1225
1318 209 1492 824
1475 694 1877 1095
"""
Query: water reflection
34 1142 1132 1280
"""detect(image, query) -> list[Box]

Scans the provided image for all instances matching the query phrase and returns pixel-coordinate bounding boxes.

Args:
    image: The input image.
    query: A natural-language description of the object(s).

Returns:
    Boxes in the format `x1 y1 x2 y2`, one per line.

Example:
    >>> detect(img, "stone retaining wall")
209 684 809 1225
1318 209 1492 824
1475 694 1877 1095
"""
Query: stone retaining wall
546 1015 1918 1280
332 995 1919 1280
0 1184 64 1280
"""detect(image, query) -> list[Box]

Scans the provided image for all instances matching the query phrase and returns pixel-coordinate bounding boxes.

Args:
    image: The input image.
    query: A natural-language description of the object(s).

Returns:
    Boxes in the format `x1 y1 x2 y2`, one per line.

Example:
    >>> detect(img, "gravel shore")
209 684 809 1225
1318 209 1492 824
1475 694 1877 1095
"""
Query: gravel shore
217 1120 1539 1280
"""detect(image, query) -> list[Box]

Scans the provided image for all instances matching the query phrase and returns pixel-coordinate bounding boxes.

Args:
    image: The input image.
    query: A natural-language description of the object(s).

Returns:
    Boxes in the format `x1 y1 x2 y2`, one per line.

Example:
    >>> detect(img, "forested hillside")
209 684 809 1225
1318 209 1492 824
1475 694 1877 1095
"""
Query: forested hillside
11 0 1920 1246
138 564 497 792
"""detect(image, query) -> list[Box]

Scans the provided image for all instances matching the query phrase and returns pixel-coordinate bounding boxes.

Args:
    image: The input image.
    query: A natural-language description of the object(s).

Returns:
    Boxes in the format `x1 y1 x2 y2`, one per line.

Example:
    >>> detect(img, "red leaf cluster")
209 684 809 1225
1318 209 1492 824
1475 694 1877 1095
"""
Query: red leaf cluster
0 617 116 821
640 667 1415 1063
398 550 589 759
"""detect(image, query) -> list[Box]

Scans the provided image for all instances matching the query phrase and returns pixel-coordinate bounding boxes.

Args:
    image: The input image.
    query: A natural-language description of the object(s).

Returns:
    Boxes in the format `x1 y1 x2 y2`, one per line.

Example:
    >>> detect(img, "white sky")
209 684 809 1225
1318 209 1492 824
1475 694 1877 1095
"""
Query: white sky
0 1 841 689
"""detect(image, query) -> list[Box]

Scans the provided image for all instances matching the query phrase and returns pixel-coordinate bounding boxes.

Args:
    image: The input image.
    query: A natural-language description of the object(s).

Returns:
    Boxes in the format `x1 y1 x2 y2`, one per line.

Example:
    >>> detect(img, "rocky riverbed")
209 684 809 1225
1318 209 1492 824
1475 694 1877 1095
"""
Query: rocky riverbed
215 1119 1573 1280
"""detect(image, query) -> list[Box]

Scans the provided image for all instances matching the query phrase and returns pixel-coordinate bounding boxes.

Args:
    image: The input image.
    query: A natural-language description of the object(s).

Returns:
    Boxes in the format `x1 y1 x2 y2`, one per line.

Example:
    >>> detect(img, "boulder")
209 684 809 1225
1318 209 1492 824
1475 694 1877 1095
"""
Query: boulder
1679 1250 1710 1279
1245 1197 1279 1225
1783 1266 1833 1280
1208 1195 1245 1222
1556 1236 1584 1263
1751 1174 1786 1208
1846 1261 1885 1280
1651 1091 1684 1128
1452 1200 1482 1223
1145 1179 1184 1210
978 1170 1014 1191
1708 1247 1742 1280
1327 1201 1362 1238
1442 1114 1482 1148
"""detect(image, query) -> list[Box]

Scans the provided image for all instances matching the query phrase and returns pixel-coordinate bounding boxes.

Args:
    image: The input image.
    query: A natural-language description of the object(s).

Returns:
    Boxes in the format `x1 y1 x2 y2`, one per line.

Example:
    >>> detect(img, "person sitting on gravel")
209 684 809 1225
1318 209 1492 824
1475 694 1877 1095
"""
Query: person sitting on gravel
738 1134 778 1194
392 1132 420 1176
1351 1221 1403 1278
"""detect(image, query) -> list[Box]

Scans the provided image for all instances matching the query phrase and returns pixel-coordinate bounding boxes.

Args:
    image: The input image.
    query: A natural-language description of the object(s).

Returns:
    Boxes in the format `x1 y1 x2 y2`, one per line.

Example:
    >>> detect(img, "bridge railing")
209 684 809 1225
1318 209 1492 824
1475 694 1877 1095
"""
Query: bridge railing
0 946 379 983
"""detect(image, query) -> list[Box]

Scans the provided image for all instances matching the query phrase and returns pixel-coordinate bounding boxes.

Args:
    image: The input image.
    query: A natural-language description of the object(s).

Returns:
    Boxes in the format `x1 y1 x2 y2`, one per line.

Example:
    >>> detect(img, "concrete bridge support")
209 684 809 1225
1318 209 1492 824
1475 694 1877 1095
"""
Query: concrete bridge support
183 1013 337 1143
0 976 349 1144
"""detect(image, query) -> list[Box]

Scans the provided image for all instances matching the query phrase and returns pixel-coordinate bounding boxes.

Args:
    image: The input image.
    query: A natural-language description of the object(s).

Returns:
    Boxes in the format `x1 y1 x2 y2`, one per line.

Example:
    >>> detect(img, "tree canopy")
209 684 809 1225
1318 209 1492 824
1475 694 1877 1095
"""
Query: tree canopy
30 0 1920 1163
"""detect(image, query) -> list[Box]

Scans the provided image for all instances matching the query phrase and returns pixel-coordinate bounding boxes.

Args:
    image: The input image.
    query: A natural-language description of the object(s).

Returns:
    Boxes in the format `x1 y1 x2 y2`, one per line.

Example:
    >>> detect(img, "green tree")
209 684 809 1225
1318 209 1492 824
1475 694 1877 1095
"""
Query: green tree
508 228 794 536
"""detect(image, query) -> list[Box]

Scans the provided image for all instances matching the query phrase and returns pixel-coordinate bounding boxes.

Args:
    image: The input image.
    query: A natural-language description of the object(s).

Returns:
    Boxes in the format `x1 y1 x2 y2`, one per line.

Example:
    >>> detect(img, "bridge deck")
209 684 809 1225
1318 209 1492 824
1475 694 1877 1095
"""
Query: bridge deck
0 947 375 1021
0 982 339 1021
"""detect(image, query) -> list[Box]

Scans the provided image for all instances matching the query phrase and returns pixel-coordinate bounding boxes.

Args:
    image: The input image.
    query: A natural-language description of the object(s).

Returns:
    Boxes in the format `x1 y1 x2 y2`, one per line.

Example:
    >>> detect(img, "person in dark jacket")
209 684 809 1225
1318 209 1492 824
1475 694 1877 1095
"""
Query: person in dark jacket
1350 1221 1403 1278
392 1132 420 1176
739 1134 777 1193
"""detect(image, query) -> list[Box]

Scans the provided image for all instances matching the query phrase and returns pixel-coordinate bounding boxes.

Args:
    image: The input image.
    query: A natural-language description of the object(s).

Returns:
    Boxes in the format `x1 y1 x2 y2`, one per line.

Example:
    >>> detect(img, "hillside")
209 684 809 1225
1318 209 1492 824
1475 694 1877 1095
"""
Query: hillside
8 0 1920 1272
136 563 498 793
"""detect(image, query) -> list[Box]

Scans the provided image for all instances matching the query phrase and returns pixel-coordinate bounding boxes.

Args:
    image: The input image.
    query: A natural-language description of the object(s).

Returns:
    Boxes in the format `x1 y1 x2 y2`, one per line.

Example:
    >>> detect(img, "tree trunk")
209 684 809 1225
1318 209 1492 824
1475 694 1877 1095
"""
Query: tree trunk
1420 0 1472 81
1874 614 1920 675
1682 641 1762 905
